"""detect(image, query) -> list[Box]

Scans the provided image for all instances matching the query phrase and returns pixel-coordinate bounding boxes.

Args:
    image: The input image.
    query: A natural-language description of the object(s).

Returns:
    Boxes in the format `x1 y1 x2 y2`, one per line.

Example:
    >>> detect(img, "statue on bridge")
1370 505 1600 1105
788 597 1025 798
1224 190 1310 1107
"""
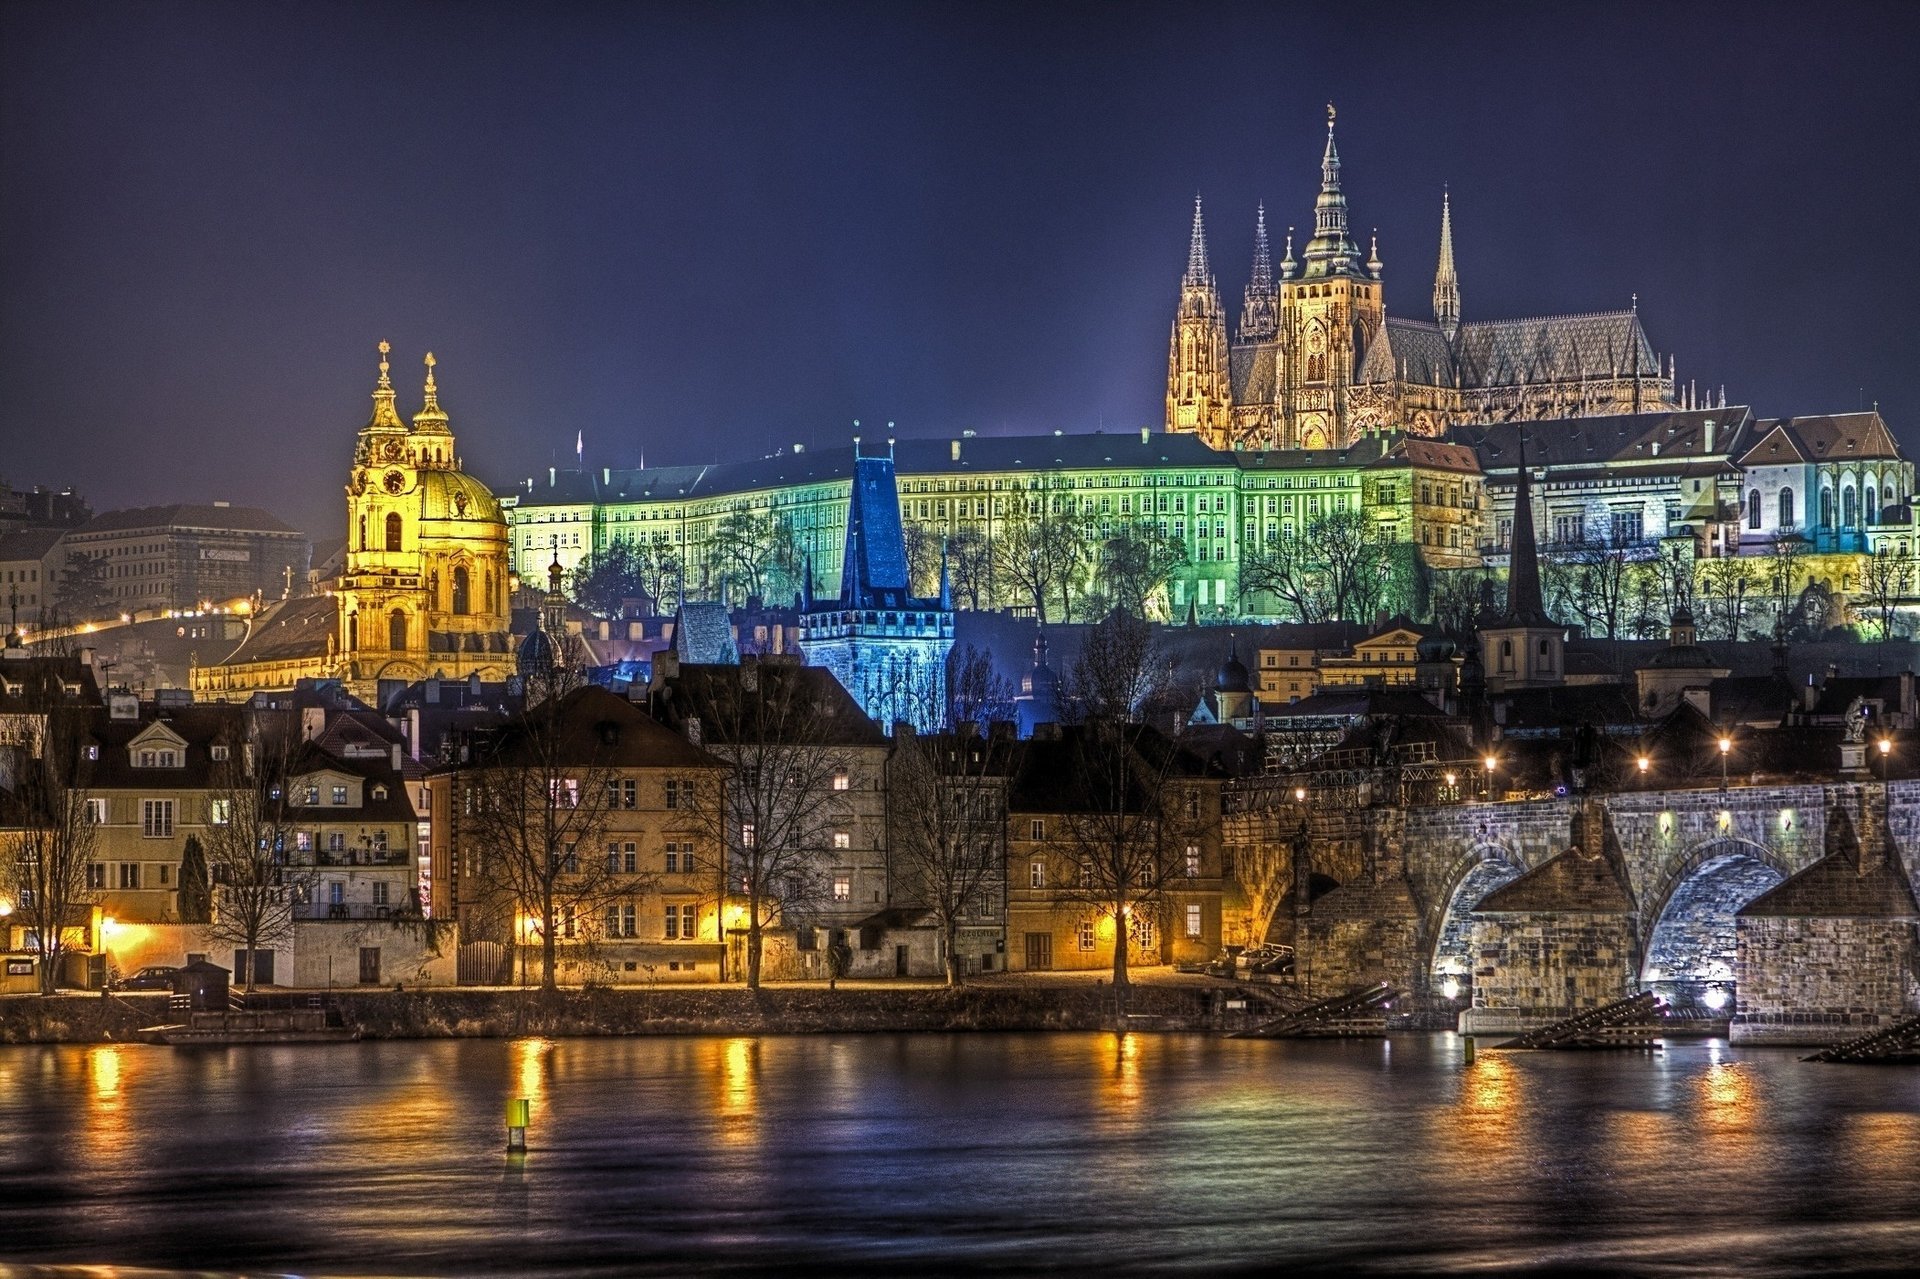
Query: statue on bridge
1844 695 1870 744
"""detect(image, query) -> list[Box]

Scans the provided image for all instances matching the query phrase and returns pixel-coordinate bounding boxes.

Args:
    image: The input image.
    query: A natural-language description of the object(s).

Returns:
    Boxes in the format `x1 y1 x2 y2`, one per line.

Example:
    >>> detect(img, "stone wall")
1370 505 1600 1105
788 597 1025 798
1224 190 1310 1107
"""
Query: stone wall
1733 918 1920 1044
1461 911 1638 1034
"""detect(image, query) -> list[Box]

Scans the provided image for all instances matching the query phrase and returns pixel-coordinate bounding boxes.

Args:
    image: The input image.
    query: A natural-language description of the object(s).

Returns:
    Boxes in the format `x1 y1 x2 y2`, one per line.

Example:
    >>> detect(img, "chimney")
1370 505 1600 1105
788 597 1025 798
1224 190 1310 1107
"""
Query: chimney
1703 418 1716 453
685 715 702 746
1141 426 1151 444
408 707 422 759
951 440 961 462
602 467 611 485
301 706 325 740
391 742 403 770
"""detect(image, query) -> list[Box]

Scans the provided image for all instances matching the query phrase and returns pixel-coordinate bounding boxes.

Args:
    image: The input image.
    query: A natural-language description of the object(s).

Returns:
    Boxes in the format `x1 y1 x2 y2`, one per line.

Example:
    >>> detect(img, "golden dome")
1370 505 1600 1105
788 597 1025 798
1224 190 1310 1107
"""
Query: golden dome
415 468 504 525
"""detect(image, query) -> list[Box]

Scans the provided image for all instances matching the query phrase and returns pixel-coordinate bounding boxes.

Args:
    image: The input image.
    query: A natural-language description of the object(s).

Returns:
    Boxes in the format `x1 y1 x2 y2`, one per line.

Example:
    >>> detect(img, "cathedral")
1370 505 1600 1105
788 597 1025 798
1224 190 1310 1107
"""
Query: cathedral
1167 106 1684 452
192 344 514 703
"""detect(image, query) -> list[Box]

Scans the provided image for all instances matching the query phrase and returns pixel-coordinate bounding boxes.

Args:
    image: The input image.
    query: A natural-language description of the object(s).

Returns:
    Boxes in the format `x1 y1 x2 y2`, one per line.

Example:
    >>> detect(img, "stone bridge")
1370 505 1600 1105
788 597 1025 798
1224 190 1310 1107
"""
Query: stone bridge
1234 779 1920 1040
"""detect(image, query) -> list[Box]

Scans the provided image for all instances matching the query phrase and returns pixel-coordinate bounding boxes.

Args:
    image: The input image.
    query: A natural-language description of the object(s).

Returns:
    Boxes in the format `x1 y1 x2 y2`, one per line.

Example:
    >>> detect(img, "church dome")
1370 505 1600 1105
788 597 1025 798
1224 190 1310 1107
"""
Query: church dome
1416 632 1456 662
417 469 504 525
516 627 555 676
1215 645 1251 693
1646 643 1716 670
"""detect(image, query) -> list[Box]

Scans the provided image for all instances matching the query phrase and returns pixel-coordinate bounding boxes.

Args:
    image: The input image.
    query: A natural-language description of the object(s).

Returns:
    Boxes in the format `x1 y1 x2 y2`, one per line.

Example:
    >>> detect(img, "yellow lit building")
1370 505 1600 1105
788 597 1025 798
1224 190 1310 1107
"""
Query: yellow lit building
193 345 513 703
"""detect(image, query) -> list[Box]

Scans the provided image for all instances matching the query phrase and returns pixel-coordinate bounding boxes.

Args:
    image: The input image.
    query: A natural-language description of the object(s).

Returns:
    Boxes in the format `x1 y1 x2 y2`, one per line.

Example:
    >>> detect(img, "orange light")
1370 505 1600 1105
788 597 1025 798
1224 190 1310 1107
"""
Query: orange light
1878 738 1892 756
1483 755 1497 772
1637 756 1650 773
1718 737 1731 755
1293 787 1306 802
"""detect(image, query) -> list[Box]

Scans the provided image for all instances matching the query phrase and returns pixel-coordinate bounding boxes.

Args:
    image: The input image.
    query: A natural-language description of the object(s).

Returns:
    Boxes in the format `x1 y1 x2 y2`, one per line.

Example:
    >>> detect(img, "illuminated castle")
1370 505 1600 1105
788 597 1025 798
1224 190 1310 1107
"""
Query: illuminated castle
1168 106 1684 452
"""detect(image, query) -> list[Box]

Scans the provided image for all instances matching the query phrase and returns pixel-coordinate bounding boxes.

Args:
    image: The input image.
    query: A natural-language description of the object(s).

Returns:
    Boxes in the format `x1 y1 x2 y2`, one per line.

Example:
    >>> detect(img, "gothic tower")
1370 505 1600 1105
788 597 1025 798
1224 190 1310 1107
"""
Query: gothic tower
1433 189 1461 339
1164 197 1233 448
1239 203 1278 342
1478 436 1564 691
1278 105 1384 450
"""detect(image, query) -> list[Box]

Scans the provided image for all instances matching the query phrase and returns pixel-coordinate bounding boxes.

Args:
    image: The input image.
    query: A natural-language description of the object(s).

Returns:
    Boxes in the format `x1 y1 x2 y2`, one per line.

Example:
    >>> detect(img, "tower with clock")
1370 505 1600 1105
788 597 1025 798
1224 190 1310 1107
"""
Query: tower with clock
335 343 513 697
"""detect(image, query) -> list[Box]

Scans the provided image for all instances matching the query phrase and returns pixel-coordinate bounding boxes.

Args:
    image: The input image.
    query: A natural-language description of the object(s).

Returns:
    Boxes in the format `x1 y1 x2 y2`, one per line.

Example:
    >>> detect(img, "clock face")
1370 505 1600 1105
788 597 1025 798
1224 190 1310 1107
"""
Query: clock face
383 470 406 494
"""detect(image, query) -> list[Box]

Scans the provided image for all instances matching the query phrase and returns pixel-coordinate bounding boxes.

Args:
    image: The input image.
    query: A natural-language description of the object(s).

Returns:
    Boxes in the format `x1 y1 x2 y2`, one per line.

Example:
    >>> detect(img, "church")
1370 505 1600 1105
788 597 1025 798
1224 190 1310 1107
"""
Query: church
191 345 514 703
1167 107 1685 452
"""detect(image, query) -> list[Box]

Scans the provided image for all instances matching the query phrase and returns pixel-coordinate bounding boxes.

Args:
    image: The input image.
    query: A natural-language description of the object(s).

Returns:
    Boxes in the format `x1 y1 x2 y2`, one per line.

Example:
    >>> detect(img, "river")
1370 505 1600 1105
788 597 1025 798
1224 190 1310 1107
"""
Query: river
0 1033 1915 1276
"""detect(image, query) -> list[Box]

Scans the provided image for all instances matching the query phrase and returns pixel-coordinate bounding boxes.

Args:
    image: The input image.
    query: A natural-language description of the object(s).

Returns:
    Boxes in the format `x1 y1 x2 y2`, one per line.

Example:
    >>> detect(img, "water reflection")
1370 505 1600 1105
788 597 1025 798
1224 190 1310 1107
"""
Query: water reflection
0 1036 1914 1277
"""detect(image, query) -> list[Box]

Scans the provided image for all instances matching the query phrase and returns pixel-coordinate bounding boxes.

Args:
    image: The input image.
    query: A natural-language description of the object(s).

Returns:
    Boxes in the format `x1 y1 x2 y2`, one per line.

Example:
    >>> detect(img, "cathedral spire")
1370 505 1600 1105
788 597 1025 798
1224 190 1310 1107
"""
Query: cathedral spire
1185 195 1211 286
1280 226 1297 279
1239 203 1279 341
1301 103 1365 279
1433 188 1461 338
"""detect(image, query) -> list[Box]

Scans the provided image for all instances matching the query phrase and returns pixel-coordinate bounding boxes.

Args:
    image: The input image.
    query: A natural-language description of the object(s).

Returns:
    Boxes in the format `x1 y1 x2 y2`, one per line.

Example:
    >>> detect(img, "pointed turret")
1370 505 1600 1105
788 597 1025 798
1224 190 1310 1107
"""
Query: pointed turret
1185 195 1211 285
1301 104 1366 279
412 352 452 438
365 340 406 433
1366 229 1382 279
1477 433 1563 691
1433 189 1461 339
1240 203 1278 341
1279 226 1297 280
1501 435 1551 626
1166 196 1233 444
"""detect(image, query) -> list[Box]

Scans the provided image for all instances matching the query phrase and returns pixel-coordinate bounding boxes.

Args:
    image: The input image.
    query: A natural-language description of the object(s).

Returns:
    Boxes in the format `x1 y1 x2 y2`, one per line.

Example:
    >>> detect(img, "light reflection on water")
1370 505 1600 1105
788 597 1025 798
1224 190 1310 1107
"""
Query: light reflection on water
0 1033 1914 1276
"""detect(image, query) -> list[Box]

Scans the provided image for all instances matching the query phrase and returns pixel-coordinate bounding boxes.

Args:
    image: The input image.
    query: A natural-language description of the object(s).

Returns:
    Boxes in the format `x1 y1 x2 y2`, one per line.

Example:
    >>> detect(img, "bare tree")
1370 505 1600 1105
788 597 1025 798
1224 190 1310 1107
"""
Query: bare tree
993 497 1089 623
1091 522 1188 619
1427 567 1494 635
900 522 943 599
946 529 993 611
458 677 633 990
0 704 98 994
678 662 859 989
1067 611 1163 725
1044 721 1199 1018
1696 556 1757 640
947 644 1018 728
1760 534 1810 642
571 536 681 617
888 728 1009 985
1859 546 1911 640
1239 510 1395 622
201 724 316 989
1544 543 1632 639
709 509 805 605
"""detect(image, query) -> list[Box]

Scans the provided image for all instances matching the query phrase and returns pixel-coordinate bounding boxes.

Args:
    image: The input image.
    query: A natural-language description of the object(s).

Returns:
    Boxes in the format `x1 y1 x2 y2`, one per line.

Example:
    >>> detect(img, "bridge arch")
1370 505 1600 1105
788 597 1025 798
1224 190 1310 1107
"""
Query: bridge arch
1639 837 1788 1011
1424 841 1531 992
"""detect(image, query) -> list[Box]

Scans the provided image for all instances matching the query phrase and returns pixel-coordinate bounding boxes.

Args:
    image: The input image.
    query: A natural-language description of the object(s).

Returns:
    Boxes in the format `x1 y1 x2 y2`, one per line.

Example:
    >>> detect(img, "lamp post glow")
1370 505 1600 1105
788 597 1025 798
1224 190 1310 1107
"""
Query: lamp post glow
1483 754 1496 798
1878 736 1892 782
1636 755 1650 778
1718 735 1731 790
1293 786 1306 803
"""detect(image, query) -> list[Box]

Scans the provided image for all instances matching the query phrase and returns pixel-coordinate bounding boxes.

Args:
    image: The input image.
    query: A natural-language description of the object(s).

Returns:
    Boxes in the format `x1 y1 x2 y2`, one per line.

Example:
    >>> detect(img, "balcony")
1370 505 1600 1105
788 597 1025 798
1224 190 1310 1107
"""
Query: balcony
294 903 406 921
304 850 412 867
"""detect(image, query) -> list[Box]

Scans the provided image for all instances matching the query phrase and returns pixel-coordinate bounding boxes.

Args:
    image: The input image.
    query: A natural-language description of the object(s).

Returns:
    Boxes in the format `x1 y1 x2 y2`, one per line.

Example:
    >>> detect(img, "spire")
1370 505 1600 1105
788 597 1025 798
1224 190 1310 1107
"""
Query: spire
412 352 451 435
1239 203 1279 341
1367 228 1382 278
365 339 405 431
1433 188 1461 338
1501 434 1552 627
1249 204 1272 289
1279 225 1297 279
1302 103 1365 278
1184 195 1211 285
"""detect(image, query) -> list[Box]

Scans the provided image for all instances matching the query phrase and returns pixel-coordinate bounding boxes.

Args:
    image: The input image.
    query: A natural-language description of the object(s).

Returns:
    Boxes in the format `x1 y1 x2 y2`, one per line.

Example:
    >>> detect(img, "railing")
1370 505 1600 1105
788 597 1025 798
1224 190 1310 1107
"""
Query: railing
293 903 399 921
307 851 410 867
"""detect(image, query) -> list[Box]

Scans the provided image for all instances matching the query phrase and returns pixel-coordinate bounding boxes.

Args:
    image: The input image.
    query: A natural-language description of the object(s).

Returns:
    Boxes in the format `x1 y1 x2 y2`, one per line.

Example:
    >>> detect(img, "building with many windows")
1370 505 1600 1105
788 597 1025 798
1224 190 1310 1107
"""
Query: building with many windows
60 502 309 618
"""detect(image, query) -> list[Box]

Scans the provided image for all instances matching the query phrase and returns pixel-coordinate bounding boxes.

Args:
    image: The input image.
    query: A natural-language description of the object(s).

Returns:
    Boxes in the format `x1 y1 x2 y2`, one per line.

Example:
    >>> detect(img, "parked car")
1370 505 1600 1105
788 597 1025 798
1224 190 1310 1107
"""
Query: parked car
1236 944 1289 971
118 965 180 991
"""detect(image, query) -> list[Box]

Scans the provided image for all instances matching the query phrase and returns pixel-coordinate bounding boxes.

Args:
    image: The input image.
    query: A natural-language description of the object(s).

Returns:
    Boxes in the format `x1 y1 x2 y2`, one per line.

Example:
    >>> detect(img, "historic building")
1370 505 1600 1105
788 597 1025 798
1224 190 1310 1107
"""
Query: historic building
59 502 309 618
798 451 954 733
193 346 514 704
1167 106 1681 452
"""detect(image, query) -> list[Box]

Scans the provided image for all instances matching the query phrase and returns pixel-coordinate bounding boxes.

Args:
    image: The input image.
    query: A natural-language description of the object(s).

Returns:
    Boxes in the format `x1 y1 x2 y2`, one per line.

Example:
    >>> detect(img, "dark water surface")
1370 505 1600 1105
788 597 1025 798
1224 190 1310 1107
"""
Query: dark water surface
0 1033 1916 1276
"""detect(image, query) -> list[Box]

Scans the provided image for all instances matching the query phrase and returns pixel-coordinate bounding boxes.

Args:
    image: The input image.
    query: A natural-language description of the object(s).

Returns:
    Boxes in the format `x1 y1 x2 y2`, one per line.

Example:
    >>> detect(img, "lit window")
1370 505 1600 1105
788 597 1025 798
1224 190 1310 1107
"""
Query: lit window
1186 904 1203 939
1077 920 1096 951
833 831 850 850
832 771 850 791
833 877 851 902
141 799 174 838
1029 818 1045 840
741 824 756 848
1029 860 1045 889
1185 846 1200 878
85 798 108 825
331 786 348 806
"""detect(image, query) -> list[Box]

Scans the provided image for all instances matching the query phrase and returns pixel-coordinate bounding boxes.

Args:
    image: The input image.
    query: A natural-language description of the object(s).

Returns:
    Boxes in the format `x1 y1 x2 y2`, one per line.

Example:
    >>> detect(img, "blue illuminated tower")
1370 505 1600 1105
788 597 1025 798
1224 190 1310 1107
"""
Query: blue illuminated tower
799 448 954 732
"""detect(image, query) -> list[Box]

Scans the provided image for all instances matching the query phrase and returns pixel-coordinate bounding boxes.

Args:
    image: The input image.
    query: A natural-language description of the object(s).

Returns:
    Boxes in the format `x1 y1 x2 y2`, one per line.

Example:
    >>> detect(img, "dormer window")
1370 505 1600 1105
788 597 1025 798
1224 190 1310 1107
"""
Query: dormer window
331 785 348 805
211 745 229 761
304 786 320 805
371 784 387 801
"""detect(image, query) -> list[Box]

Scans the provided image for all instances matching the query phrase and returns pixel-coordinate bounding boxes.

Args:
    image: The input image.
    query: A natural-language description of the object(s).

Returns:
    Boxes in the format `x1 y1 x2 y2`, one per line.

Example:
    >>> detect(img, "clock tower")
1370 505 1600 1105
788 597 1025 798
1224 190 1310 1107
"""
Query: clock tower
337 343 512 695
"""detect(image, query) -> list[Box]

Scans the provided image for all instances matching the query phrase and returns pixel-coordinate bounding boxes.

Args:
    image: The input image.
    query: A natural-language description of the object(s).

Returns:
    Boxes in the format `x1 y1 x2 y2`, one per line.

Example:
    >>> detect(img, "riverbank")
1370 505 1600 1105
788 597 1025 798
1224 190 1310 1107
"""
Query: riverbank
0 976 1292 1044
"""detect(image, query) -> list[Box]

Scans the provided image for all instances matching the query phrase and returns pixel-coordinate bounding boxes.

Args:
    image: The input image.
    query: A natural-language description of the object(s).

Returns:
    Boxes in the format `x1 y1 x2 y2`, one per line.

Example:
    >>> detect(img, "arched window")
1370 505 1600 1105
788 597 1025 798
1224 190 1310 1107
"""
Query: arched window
1747 490 1761 530
358 515 367 550
1779 487 1795 530
486 569 496 615
452 565 470 615
1843 486 1858 529
388 609 407 652
1865 486 1877 525
346 612 358 651
1307 354 1326 381
385 512 403 552
1821 487 1834 528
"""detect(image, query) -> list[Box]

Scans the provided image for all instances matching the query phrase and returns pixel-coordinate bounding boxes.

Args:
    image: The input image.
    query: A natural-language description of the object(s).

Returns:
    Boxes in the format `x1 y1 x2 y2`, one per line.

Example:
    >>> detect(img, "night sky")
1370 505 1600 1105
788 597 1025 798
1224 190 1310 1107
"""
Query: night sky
4 1 1917 540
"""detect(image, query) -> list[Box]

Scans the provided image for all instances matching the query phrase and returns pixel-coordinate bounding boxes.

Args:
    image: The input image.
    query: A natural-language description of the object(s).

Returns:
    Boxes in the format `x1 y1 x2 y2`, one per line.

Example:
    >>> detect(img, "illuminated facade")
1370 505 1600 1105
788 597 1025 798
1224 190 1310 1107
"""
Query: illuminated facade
1168 106 1681 451
193 346 513 703
507 432 1483 624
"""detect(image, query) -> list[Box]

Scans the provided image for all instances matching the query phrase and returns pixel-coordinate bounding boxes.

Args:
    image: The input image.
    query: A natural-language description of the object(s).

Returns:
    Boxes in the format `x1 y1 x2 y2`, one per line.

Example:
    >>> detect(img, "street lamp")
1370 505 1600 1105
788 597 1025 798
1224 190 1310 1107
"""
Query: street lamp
1718 734 1732 790
1293 786 1306 803
1444 770 1457 802
1483 754 1497 798
1877 736 1893 782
